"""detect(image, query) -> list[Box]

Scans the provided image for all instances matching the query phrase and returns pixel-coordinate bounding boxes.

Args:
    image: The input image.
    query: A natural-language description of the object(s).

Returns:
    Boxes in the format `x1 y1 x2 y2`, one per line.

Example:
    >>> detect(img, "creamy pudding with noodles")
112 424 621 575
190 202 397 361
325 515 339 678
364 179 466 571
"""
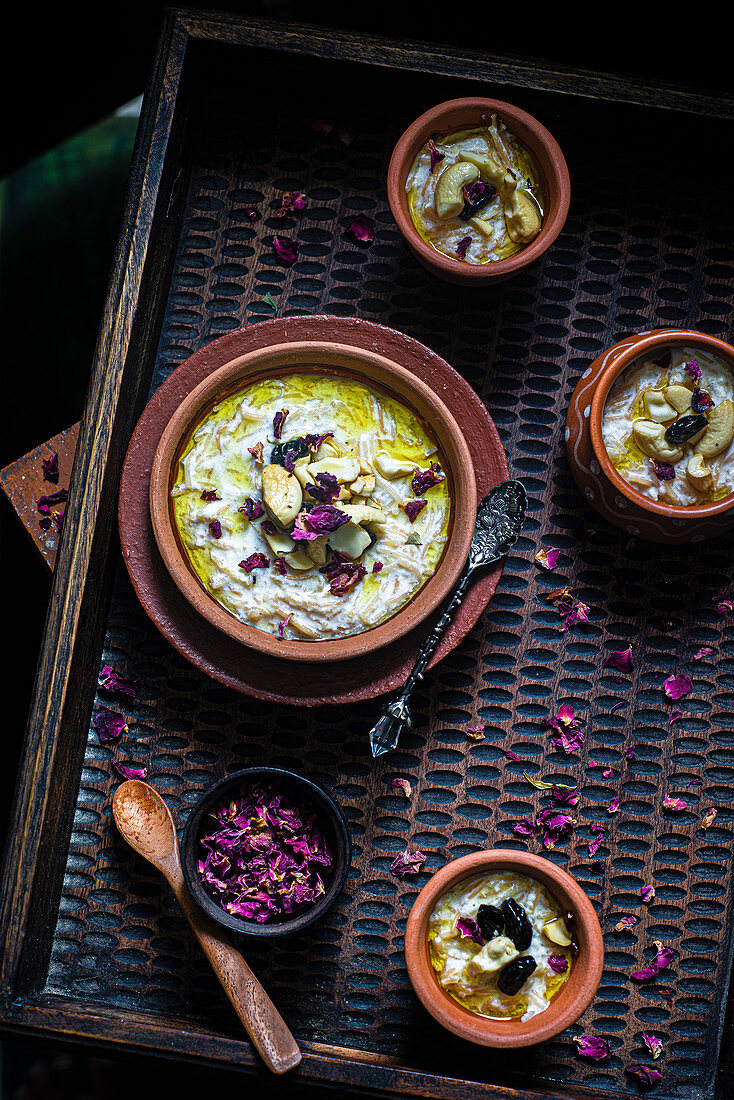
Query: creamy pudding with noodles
171 372 451 640
406 115 544 265
428 871 574 1022
602 346 734 506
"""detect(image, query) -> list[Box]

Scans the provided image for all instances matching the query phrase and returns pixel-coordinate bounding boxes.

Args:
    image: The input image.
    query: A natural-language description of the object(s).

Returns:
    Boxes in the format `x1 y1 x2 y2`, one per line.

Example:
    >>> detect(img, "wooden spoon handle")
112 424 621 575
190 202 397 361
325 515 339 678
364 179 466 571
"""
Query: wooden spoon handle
174 881 302 1073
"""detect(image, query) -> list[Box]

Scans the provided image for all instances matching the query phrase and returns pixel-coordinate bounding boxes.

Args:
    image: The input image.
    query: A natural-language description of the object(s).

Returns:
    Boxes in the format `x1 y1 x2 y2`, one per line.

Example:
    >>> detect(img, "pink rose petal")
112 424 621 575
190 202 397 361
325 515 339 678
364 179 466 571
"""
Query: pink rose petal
640 886 655 903
534 547 560 570
602 646 634 674
573 1034 611 1061
626 1064 663 1087
391 777 412 800
663 673 693 700
642 1033 663 1060
390 848 426 877
663 795 687 811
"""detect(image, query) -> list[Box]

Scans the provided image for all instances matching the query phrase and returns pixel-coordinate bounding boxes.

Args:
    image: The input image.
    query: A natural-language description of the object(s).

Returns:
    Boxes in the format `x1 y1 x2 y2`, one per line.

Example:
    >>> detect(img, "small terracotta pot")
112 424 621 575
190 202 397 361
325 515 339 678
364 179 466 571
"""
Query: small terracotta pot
404 850 603 1048
150 339 477 663
566 328 734 544
387 97 570 286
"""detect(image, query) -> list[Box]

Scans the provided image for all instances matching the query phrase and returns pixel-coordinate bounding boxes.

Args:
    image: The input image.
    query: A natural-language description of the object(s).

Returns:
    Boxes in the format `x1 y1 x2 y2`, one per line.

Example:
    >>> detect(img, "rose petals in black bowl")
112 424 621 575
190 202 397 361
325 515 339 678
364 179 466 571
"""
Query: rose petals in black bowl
181 767 351 937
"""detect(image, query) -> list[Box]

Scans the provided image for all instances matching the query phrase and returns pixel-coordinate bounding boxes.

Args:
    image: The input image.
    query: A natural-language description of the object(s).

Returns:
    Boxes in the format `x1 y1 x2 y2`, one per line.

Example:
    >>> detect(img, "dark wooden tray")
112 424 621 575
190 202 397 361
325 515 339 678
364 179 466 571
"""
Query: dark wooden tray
1 8 733 1099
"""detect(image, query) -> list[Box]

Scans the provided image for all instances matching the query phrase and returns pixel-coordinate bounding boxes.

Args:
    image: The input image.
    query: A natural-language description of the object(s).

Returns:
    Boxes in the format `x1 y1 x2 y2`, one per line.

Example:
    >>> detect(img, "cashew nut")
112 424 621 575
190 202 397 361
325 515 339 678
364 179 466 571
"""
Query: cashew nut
458 150 506 188
687 453 715 493
373 452 415 479
632 419 684 463
643 390 676 423
434 161 479 219
261 464 303 528
694 399 734 458
504 189 542 244
665 384 693 415
543 917 572 947
308 457 361 483
327 521 372 559
465 936 518 977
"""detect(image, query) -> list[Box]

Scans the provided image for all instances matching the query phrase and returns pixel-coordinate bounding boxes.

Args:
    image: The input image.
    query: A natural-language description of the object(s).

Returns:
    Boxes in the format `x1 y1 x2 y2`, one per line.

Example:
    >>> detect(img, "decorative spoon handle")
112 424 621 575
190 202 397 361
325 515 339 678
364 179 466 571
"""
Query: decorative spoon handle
172 879 302 1074
368 480 527 758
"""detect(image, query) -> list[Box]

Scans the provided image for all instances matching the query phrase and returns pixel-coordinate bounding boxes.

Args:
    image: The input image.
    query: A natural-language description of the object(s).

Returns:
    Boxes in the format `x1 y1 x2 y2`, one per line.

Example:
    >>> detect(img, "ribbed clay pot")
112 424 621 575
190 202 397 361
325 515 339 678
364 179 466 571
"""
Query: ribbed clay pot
566 328 734 544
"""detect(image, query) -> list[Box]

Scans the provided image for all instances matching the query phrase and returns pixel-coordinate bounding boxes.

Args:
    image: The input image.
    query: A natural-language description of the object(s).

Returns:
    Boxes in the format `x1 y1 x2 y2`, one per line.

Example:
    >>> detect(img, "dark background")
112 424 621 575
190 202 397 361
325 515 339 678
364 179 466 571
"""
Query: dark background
0 4 730 1097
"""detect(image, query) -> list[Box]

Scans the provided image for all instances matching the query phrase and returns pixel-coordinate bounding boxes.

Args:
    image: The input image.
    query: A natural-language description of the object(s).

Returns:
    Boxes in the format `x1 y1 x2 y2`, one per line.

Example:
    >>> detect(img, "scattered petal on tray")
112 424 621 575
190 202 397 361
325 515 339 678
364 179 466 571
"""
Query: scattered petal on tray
602 645 634 673
93 707 128 743
615 915 637 931
390 848 426 877
466 725 485 740
391 777 413 799
573 1034 611 1061
700 807 717 830
663 794 687 811
642 1033 663 1060
663 673 693 700
534 547 560 570
626 1064 663 1087
640 885 655 903
98 665 138 699
112 761 148 780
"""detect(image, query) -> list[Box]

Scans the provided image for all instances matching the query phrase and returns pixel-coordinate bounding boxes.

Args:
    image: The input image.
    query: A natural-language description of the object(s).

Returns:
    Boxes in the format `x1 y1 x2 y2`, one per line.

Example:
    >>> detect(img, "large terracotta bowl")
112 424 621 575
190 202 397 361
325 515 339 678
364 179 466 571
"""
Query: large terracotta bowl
149 340 477 663
404 850 603 1048
387 97 570 286
566 328 734 544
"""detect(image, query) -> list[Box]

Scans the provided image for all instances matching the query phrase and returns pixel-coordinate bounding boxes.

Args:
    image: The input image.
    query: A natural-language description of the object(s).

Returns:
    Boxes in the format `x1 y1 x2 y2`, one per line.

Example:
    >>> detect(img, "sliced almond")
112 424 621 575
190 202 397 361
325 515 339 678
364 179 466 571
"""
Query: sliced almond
284 549 315 571
261 464 303 529
373 452 416 480
543 917 572 947
307 457 361 483
261 527 296 556
340 502 385 525
328 521 372 559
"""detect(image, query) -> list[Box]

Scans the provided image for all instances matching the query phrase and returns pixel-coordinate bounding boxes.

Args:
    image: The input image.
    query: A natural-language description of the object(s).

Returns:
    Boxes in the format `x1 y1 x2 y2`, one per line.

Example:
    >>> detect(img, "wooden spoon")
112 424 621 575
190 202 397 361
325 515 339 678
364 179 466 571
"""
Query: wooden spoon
112 779 302 1074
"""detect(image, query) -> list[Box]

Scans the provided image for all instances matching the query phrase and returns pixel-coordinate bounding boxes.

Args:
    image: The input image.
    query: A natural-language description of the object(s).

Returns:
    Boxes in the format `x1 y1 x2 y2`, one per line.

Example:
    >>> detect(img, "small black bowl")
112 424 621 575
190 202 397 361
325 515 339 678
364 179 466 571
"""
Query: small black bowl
181 766 351 937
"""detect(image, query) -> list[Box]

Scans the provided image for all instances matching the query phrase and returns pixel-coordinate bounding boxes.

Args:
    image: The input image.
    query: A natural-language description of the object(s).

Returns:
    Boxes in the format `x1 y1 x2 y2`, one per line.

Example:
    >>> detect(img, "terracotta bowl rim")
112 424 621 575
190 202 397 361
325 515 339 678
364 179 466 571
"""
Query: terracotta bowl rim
180 766 351 937
404 849 604 1048
588 329 734 519
149 338 477 663
387 96 571 281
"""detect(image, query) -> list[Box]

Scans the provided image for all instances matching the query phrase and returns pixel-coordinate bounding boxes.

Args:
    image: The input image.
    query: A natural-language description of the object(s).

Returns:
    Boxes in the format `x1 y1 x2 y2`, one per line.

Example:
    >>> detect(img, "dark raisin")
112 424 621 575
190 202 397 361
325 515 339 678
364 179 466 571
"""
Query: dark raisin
501 898 533 951
270 437 310 468
691 388 714 414
664 413 708 445
476 904 504 941
497 955 537 995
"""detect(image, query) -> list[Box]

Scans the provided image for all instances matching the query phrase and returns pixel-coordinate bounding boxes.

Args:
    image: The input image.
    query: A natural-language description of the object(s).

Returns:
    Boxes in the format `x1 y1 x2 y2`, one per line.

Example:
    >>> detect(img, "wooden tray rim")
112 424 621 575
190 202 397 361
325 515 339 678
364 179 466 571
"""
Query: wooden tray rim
1 9 733 1098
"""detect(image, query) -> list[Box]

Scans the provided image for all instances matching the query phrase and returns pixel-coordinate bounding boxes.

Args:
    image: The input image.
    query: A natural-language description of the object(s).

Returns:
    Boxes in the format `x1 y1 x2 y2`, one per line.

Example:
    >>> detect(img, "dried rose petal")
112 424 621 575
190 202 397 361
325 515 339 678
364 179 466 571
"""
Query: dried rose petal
372 561 383 574
616 915 637 931
602 767 613 779
552 728 584 754
42 452 59 483
456 236 472 260
293 506 349 540
513 816 536 837
347 215 374 243
275 191 306 217
602 646 634 673
307 472 340 504
691 387 714 411
240 497 265 521
652 461 675 481
273 237 298 265
456 917 484 944
239 553 270 574
640 886 655 903
546 704 581 732
534 547 560 570
608 797 620 815
320 554 367 596
428 138 445 172
715 595 733 614
273 408 289 439
503 748 521 762
663 795 686 811
37 488 68 510
631 943 674 981
694 646 714 660
467 724 485 740
404 499 427 523
411 463 444 496
589 826 605 858
391 777 412 800
277 614 292 638
337 126 354 145
209 520 222 539
660 987 673 1007
668 708 682 724
312 119 332 136
248 442 264 463
611 701 626 713
112 761 147 780
273 556 287 576
390 848 426 877
700 807 717 830
663 673 693 700
242 206 259 221
93 707 128 743
626 1064 663 1087
684 358 701 381
573 1034 611 1061
537 809 575 850
200 489 221 502
548 954 568 973
642 1033 662 1060
98 666 138 699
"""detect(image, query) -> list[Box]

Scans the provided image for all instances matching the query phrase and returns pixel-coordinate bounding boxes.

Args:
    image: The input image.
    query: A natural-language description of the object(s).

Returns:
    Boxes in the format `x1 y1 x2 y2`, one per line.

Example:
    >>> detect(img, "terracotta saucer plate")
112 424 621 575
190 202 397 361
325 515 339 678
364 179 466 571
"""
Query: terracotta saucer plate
118 316 509 705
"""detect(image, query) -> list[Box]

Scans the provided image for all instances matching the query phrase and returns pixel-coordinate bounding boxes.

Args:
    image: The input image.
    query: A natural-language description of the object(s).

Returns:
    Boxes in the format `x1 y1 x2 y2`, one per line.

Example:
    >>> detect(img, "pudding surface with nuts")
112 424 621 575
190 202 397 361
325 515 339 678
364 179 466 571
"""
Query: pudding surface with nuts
428 871 573 1021
171 372 451 640
602 346 734 507
406 116 545 265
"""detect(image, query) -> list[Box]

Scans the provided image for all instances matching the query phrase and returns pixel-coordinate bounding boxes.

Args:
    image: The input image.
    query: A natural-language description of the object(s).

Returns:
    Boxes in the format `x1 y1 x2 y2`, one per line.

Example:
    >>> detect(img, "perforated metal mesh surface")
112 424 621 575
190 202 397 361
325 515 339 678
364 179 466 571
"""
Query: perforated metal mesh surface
47 65 733 1099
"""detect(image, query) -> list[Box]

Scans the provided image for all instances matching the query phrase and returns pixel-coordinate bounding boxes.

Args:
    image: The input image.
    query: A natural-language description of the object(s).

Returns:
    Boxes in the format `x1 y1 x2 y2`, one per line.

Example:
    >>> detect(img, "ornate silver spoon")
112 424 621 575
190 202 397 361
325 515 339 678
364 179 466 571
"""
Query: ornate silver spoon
368 479 527 757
